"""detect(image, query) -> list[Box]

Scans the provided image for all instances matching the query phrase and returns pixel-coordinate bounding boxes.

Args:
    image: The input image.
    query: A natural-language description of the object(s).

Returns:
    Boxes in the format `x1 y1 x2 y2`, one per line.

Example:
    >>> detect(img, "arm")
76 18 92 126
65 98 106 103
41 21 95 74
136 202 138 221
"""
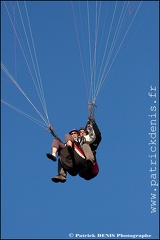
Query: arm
85 125 96 144
92 122 102 145
88 117 102 150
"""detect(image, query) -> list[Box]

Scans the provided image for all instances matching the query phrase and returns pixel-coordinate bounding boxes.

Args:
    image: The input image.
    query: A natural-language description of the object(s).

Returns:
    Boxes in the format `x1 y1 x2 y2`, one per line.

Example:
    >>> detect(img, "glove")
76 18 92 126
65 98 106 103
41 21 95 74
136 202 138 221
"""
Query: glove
88 115 95 123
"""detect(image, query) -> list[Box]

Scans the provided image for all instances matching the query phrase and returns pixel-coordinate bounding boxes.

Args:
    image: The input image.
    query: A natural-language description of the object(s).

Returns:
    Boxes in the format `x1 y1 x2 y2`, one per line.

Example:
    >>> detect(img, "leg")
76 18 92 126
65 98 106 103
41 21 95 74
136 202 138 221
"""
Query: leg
46 139 65 161
51 158 67 183
64 134 73 147
81 143 95 162
58 158 67 177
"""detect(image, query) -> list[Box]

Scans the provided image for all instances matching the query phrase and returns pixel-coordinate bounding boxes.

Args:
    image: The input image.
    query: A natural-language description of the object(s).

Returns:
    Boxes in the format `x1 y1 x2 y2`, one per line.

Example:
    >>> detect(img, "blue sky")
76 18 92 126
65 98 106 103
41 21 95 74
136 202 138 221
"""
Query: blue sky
1 1 159 239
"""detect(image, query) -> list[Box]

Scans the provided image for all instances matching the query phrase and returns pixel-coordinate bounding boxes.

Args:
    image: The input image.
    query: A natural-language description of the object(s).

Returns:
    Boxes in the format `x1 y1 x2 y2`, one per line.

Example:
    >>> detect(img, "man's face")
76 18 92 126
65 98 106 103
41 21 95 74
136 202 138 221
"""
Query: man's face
79 130 87 137
70 131 79 138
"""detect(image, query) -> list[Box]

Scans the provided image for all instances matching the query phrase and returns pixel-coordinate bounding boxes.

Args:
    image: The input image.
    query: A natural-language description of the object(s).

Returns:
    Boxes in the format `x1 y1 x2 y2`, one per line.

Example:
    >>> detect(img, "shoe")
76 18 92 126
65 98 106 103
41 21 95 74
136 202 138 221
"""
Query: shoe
51 174 66 183
46 153 56 162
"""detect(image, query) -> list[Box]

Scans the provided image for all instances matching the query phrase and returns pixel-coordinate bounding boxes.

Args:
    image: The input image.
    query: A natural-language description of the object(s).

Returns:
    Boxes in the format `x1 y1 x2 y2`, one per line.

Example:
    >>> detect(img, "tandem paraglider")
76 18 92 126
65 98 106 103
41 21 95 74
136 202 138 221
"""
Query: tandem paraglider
1 2 142 183
46 104 102 183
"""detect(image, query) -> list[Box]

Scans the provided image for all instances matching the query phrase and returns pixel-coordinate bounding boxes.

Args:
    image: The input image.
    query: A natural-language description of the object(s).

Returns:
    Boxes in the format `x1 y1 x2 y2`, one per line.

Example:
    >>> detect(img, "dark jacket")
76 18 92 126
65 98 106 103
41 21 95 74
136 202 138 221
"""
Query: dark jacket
79 121 102 180
90 121 102 152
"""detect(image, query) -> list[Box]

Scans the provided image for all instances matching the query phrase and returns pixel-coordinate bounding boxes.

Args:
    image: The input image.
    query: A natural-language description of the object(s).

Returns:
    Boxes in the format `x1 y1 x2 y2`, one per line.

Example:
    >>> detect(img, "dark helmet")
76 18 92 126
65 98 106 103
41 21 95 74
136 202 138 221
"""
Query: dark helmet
69 129 79 135
79 127 88 134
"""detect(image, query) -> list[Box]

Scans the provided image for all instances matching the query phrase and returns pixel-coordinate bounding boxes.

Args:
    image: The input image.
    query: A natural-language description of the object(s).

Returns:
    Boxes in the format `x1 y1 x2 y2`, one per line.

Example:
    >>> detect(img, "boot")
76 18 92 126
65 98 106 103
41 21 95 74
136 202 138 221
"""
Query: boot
46 153 56 161
51 174 66 183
